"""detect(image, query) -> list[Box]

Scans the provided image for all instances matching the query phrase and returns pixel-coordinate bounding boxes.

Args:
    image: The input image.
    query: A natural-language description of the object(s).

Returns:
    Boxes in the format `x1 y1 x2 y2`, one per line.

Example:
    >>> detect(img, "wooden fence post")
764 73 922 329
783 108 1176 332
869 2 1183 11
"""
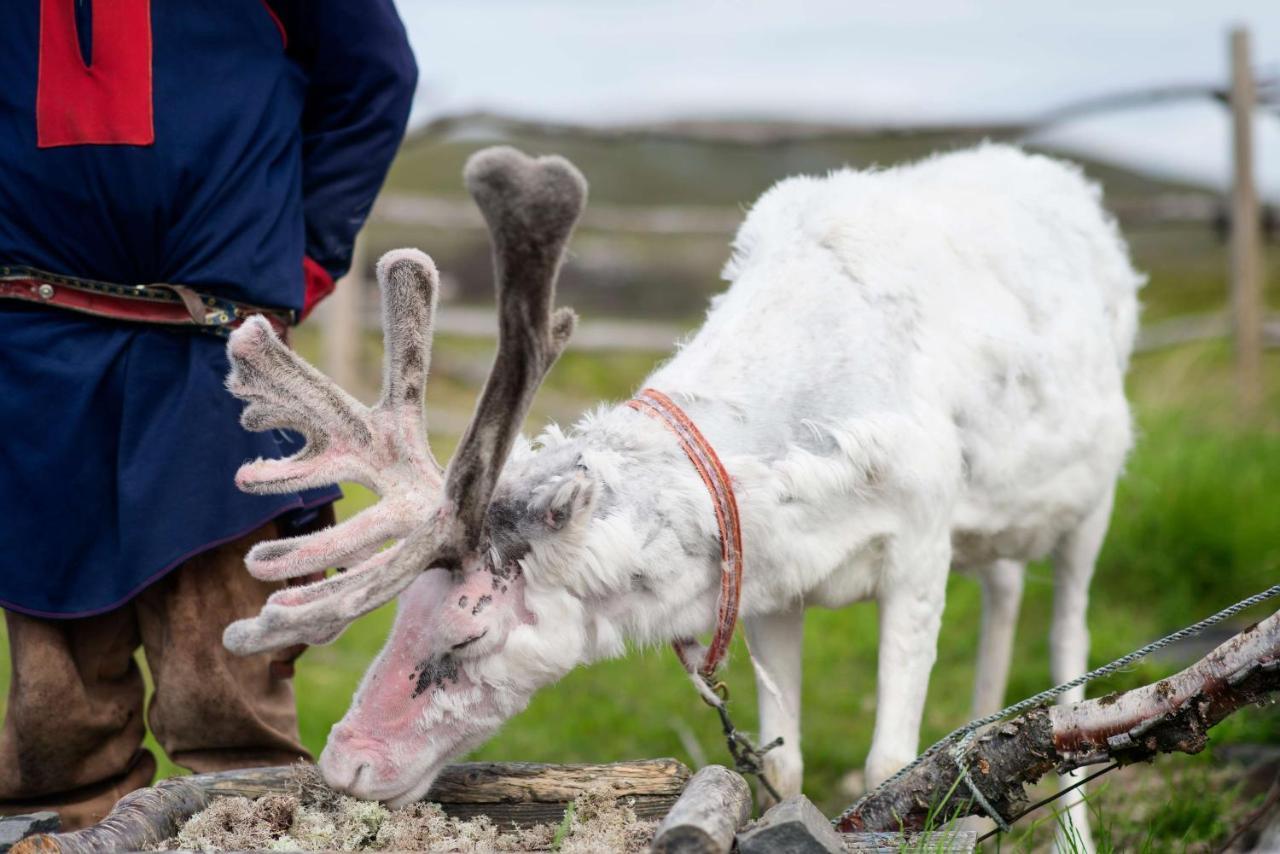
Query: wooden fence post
324 231 367 399
1229 26 1264 411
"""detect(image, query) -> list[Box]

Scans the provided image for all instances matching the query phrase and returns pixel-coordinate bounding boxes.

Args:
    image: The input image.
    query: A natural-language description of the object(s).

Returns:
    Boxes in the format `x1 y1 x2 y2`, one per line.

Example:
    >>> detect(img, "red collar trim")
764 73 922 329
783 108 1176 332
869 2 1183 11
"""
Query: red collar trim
627 388 743 679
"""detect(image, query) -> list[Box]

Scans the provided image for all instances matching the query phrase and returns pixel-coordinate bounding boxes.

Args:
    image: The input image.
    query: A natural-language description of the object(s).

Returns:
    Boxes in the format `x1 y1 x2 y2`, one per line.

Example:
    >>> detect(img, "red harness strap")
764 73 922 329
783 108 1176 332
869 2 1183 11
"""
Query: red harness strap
627 388 743 680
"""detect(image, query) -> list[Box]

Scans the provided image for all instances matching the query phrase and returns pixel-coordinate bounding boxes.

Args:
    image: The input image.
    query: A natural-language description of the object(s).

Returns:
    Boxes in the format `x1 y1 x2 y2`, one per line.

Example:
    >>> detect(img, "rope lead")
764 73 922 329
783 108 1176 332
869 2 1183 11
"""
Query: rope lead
709 691 785 804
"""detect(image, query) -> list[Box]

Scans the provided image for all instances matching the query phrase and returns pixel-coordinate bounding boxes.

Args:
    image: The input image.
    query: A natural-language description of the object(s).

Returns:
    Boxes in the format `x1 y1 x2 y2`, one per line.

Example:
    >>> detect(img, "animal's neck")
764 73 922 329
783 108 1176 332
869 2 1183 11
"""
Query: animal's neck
568 398 753 656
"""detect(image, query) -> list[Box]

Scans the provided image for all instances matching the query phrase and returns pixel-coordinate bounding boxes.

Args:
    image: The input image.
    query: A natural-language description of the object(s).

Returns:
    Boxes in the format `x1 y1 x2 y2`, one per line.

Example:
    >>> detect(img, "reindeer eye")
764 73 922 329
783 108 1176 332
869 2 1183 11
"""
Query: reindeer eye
451 630 487 651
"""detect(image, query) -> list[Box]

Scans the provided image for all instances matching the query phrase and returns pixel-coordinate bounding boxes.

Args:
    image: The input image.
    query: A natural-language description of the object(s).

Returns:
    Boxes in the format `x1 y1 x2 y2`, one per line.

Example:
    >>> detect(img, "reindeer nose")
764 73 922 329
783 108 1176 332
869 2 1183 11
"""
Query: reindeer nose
320 728 385 795
325 756 372 794
345 762 374 795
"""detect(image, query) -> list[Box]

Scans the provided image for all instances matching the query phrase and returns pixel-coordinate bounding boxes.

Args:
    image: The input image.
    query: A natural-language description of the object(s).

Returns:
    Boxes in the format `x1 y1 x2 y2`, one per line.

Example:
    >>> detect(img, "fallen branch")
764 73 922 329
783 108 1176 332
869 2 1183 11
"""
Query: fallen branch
837 608 1280 833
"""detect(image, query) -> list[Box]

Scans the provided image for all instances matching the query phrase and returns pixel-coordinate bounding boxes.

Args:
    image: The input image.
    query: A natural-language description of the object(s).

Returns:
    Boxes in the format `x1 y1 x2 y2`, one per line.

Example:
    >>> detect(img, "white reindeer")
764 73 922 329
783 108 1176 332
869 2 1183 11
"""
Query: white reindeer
222 144 1141 847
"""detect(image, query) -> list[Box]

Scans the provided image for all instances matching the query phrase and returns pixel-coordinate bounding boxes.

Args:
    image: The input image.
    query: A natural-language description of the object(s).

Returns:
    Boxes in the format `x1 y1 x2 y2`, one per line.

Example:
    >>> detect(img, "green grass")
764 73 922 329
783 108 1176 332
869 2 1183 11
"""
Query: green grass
2 319 1277 851
985 749 1273 853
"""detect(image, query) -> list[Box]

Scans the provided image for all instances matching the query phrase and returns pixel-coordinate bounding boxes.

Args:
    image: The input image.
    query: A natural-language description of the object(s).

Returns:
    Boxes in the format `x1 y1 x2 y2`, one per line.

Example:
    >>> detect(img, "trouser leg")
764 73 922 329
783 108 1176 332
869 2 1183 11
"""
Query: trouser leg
137 520 313 773
0 607 155 830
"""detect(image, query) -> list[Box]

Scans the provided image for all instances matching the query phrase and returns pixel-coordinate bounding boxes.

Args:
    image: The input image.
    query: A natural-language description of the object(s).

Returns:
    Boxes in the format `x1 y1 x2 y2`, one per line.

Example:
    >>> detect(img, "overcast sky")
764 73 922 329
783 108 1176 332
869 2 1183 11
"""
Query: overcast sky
397 1 1279 199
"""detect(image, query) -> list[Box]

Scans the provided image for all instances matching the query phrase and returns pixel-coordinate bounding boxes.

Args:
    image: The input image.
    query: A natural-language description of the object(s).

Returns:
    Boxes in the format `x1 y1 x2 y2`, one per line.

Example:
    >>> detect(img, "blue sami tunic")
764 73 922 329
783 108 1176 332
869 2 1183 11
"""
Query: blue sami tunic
0 1 416 616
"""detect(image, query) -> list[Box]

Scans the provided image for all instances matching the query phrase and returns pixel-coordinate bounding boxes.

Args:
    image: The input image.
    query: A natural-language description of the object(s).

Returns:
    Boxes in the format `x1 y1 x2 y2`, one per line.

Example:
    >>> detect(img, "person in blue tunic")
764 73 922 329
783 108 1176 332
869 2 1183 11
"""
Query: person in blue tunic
0 0 416 828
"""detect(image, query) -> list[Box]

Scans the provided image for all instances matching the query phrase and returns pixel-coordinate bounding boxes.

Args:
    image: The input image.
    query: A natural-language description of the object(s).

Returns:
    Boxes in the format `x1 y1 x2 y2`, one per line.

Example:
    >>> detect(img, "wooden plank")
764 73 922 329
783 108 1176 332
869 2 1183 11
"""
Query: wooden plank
1128 311 1280 355
16 759 691 852
441 794 680 827
375 193 744 237
372 191 1226 237
198 759 689 828
320 230 366 400
841 831 976 852
426 758 689 803
191 765 296 800
1229 26 1265 411
650 765 751 854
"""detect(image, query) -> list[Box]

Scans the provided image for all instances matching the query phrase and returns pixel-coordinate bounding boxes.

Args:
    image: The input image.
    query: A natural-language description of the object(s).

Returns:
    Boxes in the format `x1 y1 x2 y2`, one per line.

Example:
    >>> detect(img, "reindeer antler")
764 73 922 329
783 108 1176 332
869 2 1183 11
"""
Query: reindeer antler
445 147 581 547
223 147 586 656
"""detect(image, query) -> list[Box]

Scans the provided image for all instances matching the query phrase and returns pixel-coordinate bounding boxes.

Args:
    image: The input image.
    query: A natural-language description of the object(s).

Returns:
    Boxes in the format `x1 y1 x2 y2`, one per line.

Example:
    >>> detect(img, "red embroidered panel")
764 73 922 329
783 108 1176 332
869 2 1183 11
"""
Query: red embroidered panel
37 0 154 148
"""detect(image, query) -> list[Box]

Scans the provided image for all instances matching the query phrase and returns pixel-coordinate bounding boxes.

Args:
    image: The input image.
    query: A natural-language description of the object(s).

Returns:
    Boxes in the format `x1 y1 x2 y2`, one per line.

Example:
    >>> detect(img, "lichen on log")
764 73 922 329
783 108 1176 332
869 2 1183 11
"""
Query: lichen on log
15 758 690 854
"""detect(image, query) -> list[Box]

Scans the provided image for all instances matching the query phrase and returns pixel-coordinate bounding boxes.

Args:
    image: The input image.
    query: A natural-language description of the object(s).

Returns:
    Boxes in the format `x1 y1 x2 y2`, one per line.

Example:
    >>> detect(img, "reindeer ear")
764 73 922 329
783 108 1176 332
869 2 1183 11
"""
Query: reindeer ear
535 462 597 532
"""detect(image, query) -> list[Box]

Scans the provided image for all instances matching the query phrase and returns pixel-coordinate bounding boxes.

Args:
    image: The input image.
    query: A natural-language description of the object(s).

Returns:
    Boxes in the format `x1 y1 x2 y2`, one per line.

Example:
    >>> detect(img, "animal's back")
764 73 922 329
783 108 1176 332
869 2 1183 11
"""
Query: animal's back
656 144 1143 563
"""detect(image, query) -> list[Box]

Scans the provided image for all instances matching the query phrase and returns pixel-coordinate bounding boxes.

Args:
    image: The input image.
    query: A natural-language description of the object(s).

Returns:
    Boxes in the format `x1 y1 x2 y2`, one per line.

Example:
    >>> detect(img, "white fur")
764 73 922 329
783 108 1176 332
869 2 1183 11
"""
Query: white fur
518 144 1139 830
327 146 1141 845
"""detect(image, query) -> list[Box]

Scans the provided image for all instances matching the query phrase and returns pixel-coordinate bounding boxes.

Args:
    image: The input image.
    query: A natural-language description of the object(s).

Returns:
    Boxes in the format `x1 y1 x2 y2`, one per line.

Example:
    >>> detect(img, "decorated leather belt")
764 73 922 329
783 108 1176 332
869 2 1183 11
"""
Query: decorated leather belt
0 265 295 338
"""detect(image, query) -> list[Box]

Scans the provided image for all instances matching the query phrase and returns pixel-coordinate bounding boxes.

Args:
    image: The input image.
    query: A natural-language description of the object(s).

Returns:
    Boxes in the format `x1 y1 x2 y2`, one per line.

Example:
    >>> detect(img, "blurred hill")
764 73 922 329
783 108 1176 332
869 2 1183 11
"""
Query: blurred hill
364 120 1263 324
389 119 1213 205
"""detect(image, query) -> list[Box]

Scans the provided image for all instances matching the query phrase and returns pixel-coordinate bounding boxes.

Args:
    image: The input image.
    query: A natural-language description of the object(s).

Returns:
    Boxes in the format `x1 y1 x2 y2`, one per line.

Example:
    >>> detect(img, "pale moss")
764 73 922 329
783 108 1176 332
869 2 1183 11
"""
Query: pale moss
287 806 338 849
558 788 656 854
172 796 279 852
496 822 557 852
332 796 391 849
158 776 655 851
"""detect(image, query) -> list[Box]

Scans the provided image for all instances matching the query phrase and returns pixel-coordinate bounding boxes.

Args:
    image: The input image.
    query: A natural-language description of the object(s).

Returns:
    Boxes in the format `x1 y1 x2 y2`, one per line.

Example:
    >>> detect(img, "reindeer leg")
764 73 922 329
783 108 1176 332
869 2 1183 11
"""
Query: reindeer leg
865 532 950 789
1048 488 1114 854
972 558 1025 718
743 603 805 808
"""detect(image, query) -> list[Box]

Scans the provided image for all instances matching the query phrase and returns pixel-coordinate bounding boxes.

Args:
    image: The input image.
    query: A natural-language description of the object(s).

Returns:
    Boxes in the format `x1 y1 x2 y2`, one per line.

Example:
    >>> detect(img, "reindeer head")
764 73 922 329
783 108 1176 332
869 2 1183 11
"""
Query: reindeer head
223 147 600 805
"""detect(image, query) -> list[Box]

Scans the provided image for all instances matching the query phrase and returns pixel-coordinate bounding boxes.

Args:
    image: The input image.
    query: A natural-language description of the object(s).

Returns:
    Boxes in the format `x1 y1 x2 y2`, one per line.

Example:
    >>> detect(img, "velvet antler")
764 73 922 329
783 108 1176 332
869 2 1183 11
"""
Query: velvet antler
445 147 581 547
222 147 586 656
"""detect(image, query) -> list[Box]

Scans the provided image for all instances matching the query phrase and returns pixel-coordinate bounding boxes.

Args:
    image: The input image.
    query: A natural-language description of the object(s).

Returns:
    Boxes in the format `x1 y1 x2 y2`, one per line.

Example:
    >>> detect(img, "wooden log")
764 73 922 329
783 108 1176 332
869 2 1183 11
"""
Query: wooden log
836 608 1280 833
16 758 691 853
13 777 209 854
736 795 844 854
649 765 751 854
